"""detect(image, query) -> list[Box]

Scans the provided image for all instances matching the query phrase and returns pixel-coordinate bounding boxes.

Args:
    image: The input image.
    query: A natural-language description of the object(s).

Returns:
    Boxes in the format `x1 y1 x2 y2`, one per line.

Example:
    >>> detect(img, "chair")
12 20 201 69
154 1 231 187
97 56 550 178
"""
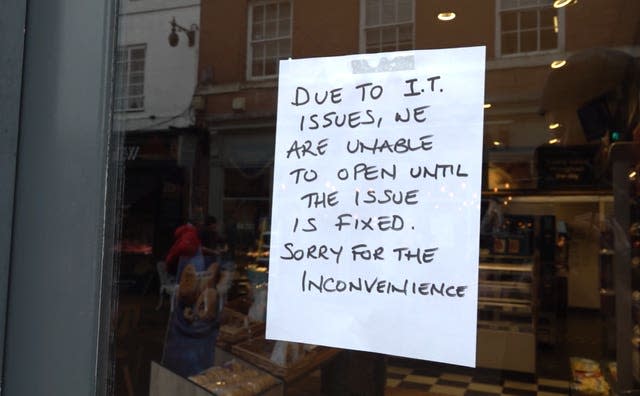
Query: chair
156 261 177 311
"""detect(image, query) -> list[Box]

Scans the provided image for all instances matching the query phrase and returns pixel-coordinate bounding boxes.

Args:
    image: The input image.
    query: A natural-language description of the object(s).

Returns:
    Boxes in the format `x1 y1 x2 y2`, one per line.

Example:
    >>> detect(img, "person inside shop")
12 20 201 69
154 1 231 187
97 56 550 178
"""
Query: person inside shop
162 219 221 377
164 221 202 276
198 216 229 261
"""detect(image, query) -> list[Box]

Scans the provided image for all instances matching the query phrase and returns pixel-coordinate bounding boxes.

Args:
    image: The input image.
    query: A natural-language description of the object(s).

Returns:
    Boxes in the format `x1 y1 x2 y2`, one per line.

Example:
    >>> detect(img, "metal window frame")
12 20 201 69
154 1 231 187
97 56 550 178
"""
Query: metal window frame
1 0 120 394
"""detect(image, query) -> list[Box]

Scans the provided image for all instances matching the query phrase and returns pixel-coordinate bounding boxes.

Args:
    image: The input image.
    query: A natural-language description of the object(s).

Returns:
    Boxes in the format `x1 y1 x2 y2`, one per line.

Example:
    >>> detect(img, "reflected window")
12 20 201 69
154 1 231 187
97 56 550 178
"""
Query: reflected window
361 0 414 53
498 0 561 56
115 44 146 111
248 0 292 79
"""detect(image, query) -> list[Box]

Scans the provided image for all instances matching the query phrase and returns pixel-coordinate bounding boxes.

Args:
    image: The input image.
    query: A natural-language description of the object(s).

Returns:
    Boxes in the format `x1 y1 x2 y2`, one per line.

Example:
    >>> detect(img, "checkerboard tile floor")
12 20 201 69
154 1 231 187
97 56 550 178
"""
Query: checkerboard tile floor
386 363 571 396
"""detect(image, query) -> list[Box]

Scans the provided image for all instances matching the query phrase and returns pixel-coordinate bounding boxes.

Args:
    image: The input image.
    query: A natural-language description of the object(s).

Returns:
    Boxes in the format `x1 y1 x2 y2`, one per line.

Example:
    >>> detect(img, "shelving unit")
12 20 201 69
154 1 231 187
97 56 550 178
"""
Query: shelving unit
477 254 537 373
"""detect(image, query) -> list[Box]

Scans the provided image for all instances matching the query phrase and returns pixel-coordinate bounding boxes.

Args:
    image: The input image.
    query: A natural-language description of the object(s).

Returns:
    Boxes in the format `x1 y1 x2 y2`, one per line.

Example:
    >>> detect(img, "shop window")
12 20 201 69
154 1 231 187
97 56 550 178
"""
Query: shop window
114 44 146 111
497 0 562 56
247 0 292 79
361 0 414 53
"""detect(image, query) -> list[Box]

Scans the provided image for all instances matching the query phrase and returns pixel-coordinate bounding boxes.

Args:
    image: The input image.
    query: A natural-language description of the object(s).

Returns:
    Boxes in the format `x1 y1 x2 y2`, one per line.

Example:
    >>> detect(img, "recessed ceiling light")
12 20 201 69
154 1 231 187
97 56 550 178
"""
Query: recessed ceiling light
438 12 456 21
484 103 492 109
493 140 502 147
551 60 567 69
549 138 560 144
553 0 573 8
548 122 561 130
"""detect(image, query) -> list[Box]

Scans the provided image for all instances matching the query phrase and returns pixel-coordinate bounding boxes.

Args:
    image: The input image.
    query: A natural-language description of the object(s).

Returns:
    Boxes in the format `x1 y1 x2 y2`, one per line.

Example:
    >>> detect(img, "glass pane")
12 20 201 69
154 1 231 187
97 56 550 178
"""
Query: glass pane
398 24 412 43
381 27 396 45
397 0 412 22
501 11 518 31
130 74 144 84
130 60 144 72
252 5 263 23
253 43 264 59
252 22 263 40
521 10 538 29
520 29 538 52
540 8 556 28
381 0 396 24
130 48 145 59
502 31 518 54
540 27 557 50
265 21 277 39
264 58 277 75
278 18 290 37
365 0 380 25
265 3 277 20
278 38 290 57
501 0 519 10
265 40 277 57
279 2 290 18
108 1 640 395
252 59 263 76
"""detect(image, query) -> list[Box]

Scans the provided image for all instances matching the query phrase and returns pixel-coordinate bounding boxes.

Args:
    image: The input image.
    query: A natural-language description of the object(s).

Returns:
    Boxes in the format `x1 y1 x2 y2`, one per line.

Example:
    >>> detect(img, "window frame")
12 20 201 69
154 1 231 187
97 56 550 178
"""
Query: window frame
246 0 293 81
359 0 415 54
495 0 565 58
114 43 147 112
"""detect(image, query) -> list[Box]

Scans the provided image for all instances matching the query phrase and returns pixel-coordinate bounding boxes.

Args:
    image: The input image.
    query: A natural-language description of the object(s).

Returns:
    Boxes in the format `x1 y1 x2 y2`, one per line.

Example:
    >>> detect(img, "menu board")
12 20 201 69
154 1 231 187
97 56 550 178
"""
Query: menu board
266 47 486 366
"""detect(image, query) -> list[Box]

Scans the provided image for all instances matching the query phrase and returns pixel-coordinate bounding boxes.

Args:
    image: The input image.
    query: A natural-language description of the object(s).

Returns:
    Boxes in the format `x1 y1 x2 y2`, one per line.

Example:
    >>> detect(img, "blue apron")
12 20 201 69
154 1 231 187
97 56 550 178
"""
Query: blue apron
161 250 219 377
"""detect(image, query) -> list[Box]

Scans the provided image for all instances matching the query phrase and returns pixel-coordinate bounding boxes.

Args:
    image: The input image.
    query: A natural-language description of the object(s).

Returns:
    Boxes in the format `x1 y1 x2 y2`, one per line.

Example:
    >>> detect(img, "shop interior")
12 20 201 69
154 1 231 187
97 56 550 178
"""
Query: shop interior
110 45 640 396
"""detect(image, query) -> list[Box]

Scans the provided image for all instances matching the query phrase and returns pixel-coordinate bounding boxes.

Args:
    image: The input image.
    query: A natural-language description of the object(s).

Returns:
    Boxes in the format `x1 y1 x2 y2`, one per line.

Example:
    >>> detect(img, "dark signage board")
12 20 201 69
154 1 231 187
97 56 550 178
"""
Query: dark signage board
536 145 601 190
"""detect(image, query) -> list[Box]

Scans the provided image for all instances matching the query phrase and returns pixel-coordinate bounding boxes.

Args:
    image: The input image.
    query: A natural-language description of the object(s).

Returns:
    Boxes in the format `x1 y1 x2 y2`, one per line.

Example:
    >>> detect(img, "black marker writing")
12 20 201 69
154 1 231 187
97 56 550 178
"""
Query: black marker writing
409 164 469 179
300 191 339 208
392 247 439 264
337 163 396 181
289 168 318 183
346 135 433 154
354 189 419 206
286 138 328 159
281 242 343 264
395 105 430 123
291 86 343 106
301 270 468 297
334 214 404 231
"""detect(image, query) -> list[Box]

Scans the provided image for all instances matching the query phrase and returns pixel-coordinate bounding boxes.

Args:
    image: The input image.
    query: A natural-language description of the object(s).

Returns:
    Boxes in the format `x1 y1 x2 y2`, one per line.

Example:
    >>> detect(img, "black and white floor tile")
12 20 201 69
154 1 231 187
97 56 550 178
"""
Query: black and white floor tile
386 363 571 395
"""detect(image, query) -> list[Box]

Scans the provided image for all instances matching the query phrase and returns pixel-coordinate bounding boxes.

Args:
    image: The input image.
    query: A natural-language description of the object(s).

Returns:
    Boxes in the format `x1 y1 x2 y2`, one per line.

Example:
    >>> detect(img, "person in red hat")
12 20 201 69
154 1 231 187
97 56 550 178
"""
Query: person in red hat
164 222 201 275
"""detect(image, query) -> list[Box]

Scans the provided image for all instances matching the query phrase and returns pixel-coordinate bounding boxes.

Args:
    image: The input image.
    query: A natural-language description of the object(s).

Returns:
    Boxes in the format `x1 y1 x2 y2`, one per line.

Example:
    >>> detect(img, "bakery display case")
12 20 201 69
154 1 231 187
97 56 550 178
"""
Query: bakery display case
477 253 537 373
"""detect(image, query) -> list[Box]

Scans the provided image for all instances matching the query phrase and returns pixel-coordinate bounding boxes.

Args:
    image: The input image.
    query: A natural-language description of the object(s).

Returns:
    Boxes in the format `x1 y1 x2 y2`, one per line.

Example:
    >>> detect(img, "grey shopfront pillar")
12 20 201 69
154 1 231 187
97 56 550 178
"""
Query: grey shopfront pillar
2 0 117 395
0 0 27 388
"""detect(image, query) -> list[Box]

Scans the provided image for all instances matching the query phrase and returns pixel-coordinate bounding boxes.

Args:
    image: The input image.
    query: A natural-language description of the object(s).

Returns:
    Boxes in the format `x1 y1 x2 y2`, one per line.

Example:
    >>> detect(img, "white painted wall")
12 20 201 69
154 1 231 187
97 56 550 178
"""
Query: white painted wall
115 0 200 131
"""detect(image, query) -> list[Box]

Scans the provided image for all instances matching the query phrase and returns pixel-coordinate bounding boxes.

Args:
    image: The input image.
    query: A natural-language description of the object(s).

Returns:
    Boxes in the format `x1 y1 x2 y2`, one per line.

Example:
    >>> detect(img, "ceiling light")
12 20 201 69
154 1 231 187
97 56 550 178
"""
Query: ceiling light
484 103 492 109
629 170 637 180
549 138 560 144
553 16 559 33
550 60 567 69
553 0 573 8
492 140 502 147
548 122 561 130
438 12 456 21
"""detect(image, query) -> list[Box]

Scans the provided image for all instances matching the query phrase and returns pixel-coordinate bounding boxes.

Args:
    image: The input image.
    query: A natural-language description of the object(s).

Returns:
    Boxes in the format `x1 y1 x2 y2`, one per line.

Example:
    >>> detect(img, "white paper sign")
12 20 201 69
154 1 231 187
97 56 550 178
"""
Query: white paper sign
266 47 486 367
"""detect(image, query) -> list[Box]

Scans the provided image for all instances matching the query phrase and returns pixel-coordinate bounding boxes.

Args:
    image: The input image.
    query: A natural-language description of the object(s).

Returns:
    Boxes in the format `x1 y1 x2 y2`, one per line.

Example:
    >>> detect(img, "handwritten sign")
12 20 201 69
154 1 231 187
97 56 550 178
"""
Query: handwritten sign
266 47 486 367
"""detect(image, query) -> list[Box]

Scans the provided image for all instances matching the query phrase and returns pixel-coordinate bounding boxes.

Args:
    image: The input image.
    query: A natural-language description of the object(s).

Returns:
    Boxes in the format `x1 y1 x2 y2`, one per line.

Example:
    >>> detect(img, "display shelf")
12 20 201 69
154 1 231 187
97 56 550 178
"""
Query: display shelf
479 263 534 272
477 254 536 373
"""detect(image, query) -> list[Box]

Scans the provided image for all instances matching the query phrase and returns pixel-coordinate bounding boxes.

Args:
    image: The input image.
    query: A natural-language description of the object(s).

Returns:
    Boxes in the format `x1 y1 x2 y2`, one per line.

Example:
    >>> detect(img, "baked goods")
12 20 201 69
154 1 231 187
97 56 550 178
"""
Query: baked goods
178 264 199 305
188 360 278 395
196 288 218 321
